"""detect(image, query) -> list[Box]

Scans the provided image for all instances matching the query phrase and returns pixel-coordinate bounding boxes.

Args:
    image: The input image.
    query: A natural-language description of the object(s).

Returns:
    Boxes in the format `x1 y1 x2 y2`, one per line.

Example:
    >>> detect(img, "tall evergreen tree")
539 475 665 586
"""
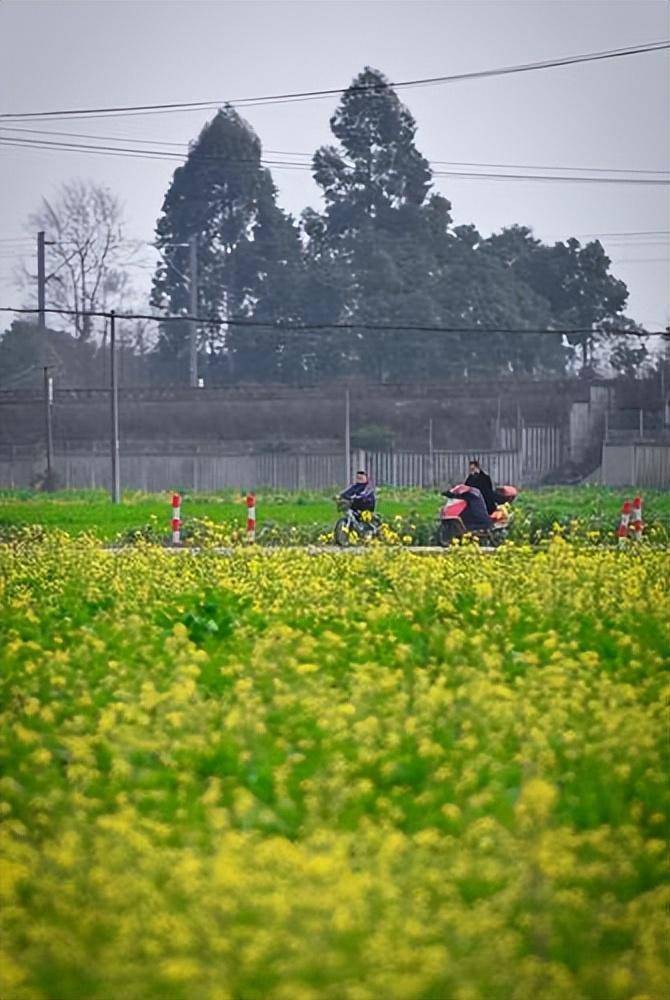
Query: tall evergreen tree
151 107 301 379
312 67 432 235
306 68 441 378
305 70 568 380
147 73 639 385
303 68 638 382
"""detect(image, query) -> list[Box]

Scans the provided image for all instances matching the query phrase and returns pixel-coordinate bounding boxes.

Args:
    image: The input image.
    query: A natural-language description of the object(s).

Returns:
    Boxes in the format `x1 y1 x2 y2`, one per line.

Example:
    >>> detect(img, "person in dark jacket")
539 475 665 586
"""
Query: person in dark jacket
465 459 496 514
444 485 492 532
340 470 376 515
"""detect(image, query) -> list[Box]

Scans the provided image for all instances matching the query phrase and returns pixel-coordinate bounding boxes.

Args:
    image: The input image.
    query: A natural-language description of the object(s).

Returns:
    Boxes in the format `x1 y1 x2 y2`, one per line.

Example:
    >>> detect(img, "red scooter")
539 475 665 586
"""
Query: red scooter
437 484 519 547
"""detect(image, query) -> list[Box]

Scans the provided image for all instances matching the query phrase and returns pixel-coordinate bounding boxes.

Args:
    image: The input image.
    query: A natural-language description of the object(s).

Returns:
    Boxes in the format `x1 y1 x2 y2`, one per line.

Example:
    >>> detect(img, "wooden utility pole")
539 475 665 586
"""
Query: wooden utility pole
110 311 120 503
37 231 46 328
189 235 198 387
43 366 53 484
428 417 434 488
344 387 351 482
662 325 670 427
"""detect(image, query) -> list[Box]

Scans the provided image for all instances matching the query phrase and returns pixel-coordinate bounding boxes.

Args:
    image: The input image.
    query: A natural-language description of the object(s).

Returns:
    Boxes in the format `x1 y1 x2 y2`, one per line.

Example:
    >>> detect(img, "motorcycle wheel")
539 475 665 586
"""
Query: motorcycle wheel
334 518 352 547
438 520 465 547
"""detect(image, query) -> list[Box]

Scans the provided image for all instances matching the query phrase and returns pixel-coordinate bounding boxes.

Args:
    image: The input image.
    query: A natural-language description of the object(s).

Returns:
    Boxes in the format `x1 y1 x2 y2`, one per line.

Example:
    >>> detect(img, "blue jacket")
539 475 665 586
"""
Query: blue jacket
341 481 376 510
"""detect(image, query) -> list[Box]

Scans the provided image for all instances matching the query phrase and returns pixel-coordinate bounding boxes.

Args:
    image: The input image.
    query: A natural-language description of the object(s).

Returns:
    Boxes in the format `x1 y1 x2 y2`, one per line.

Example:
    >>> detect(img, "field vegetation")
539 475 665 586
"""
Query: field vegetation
1 529 668 998
1 486 669 547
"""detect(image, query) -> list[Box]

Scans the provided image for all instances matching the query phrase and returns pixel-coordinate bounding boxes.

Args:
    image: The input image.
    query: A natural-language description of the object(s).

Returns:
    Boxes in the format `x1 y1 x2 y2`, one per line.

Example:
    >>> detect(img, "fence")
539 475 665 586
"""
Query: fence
498 425 565 480
356 449 522 488
601 443 670 488
0 442 538 492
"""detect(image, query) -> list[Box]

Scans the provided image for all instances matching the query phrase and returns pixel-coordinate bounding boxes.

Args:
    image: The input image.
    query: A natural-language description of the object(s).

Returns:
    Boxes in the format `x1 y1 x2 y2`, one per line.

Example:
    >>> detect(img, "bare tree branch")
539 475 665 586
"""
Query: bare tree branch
23 179 141 340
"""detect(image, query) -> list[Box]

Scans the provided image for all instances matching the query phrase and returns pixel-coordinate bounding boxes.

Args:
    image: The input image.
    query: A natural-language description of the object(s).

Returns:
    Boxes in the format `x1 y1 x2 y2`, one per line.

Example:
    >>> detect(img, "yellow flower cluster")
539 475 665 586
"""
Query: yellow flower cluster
0 536 668 998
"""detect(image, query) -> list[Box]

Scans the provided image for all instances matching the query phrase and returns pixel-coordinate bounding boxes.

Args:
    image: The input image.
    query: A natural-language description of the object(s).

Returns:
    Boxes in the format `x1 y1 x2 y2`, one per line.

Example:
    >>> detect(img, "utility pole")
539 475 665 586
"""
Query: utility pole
37 231 55 328
427 418 434 488
37 231 46 328
110 310 120 503
344 387 351 482
662 325 670 427
189 235 198 387
43 366 54 486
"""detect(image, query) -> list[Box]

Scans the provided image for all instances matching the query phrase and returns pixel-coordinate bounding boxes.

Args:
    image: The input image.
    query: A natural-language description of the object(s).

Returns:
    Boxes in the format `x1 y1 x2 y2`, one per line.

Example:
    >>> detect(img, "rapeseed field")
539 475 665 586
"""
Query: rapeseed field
1 535 668 999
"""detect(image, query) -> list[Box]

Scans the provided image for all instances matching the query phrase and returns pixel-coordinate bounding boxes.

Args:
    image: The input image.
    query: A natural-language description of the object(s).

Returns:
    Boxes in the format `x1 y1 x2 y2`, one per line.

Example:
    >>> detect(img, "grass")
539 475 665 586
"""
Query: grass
1 485 669 543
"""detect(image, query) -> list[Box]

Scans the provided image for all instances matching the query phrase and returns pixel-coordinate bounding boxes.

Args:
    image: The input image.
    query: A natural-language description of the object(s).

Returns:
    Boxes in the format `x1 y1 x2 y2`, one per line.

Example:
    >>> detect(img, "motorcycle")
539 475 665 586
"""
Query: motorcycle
436 484 518 547
334 498 382 547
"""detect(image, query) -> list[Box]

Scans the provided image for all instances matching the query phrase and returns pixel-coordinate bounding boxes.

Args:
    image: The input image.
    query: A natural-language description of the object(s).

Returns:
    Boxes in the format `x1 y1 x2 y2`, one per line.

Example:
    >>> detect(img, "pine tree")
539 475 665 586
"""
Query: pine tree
303 68 636 382
151 107 301 380
306 68 438 378
313 67 432 234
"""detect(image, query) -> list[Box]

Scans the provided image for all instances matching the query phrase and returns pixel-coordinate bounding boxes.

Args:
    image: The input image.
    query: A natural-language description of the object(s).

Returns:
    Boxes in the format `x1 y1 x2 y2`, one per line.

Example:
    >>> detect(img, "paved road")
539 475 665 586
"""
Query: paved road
108 545 498 555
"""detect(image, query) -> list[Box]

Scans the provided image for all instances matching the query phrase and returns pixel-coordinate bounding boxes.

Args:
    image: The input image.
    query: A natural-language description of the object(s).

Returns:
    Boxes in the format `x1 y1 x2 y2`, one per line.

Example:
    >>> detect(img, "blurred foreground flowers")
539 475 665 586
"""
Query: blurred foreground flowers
0 536 668 998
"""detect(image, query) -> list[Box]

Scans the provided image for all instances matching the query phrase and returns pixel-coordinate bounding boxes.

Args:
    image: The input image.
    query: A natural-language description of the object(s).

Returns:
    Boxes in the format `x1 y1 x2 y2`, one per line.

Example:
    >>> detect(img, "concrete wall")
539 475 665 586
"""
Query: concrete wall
0 378 586 453
0 450 343 492
601 443 670 488
569 385 612 464
0 422 590 493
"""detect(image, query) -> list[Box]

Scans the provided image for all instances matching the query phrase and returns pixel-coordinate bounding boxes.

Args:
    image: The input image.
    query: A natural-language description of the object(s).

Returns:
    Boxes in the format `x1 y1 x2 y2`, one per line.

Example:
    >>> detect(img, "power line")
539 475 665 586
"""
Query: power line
0 137 313 172
2 40 668 121
0 124 313 158
2 125 667 176
571 230 670 238
431 160 667 176
0 135 310 168
0 305 662 336
611 257 670 264
597 240 670 247
1 134 667 185
429 169 667 186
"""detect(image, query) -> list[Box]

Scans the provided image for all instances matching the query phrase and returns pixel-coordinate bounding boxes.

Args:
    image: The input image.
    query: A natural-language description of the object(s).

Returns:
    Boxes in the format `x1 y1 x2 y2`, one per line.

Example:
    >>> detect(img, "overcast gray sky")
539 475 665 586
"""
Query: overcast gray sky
1 0 668 331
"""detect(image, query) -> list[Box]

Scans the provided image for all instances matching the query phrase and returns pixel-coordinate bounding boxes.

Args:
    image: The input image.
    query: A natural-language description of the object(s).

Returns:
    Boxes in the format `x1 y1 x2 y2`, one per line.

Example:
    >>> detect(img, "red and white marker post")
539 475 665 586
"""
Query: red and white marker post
171 493 182 546
630 496 644 540
616 500 632 545
246 492 256 543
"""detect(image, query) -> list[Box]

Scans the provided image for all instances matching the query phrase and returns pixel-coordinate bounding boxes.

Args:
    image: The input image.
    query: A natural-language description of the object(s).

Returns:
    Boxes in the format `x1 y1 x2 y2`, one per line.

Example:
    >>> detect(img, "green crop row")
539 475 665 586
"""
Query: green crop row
1 486 668 546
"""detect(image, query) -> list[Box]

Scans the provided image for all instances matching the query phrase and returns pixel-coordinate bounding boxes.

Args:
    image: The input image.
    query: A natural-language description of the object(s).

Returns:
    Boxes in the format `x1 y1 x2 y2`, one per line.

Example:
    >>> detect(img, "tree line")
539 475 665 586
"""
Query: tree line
3 67 655 386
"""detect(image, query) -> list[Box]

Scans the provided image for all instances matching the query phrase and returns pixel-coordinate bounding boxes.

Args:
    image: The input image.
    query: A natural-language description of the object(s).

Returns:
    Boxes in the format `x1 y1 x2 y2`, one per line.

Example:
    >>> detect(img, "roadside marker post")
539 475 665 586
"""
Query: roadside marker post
246 493 256 543
616 501 632 545
616 497 646 545
631 496 644 540
171 493 182 546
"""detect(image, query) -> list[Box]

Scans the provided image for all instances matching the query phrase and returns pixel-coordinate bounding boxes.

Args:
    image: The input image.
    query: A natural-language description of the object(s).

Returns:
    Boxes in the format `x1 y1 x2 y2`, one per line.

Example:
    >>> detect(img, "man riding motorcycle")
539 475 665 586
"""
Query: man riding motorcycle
465 459 496 514
442 484 492 532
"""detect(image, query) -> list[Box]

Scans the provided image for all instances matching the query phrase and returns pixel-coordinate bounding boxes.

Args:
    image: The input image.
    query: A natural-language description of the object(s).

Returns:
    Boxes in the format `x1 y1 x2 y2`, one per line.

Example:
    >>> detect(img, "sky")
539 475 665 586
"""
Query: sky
0 0 668 333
